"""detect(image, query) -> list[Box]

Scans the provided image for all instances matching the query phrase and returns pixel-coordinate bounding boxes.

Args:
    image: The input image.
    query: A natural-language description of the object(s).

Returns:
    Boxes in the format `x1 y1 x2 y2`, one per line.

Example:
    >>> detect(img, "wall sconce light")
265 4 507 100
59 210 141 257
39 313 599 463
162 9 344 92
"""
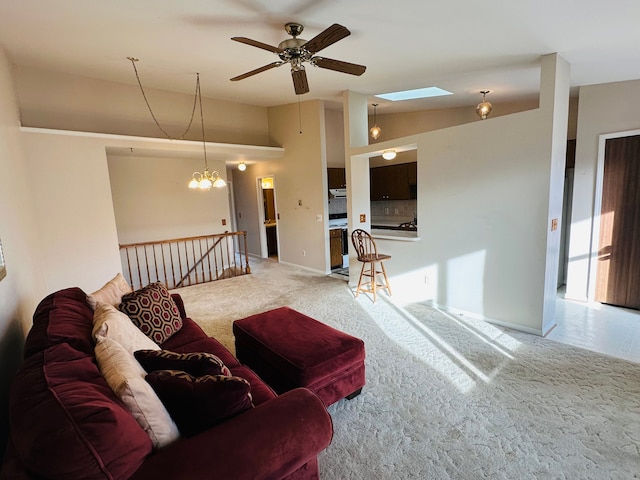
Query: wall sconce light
238 162 247 171
382 150 397 160
369 103 381 140
476 90 492 120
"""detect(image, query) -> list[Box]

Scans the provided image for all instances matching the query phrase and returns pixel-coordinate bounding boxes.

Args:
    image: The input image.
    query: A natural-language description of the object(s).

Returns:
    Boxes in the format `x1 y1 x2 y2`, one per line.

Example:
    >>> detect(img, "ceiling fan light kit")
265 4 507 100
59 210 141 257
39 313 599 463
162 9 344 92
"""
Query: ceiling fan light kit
230 22 366 95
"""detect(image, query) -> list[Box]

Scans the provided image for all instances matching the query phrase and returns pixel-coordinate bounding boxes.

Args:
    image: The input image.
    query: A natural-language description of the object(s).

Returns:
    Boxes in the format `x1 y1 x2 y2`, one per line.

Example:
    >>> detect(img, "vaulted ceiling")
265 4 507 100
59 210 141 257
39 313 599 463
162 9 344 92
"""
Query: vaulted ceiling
1 0 639 114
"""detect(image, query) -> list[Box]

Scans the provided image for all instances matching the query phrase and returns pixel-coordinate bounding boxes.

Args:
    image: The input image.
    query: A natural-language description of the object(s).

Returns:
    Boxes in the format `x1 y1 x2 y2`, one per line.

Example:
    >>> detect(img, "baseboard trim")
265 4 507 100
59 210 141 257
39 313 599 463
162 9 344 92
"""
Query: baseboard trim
430 303 544 336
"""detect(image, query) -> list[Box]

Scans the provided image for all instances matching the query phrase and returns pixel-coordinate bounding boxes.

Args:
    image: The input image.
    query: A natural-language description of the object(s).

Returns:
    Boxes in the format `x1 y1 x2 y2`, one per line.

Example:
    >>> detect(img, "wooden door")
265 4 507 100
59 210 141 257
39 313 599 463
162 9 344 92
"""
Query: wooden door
595 134 640 308
330 229 343 268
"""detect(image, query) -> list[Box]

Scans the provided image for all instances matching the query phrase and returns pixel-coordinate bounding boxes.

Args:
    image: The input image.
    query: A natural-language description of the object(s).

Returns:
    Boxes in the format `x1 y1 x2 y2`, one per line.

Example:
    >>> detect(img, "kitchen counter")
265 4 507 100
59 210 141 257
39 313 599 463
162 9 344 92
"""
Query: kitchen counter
371 229 420 241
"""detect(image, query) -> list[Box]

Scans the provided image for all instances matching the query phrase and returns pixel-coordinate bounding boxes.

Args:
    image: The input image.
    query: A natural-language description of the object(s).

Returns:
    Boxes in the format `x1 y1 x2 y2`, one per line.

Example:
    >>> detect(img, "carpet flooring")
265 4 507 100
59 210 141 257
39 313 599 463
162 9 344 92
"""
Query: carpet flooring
174 259 640 480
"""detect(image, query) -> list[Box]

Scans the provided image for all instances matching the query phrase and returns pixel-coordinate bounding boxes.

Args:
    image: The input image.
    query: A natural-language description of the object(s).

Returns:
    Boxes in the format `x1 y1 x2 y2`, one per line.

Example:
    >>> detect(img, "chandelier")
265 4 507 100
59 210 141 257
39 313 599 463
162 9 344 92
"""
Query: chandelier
127 57 226 190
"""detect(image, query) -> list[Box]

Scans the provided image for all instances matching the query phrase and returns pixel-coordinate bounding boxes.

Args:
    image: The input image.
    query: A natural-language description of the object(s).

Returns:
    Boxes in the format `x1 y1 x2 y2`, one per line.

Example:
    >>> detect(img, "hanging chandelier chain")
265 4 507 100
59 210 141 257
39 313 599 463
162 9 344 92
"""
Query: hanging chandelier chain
128 57 199 140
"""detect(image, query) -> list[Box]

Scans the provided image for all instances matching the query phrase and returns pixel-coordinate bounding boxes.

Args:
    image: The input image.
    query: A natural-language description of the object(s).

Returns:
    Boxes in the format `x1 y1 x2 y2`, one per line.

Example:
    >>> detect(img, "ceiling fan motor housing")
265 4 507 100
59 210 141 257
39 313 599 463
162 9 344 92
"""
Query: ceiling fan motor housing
278 38 309 61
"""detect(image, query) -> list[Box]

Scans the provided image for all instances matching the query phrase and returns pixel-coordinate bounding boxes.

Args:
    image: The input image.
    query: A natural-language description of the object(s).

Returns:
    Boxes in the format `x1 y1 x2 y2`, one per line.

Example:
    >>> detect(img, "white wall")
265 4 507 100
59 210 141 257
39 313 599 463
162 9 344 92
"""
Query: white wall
345 55 570 335
565 79 640 301
108 155 231 243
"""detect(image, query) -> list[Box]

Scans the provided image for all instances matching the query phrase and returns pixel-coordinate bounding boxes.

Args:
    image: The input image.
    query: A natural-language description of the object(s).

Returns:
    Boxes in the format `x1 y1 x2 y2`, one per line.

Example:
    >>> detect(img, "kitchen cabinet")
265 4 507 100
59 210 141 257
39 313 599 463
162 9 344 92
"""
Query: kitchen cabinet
328 168 346 189
330 229 343 268
370 162 417 200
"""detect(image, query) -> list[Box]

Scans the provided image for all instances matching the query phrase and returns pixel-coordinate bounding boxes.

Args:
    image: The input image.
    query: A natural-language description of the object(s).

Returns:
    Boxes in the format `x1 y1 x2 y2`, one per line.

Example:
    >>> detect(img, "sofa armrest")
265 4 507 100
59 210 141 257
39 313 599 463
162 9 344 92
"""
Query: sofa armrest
130 388 333 480
170 293 187 320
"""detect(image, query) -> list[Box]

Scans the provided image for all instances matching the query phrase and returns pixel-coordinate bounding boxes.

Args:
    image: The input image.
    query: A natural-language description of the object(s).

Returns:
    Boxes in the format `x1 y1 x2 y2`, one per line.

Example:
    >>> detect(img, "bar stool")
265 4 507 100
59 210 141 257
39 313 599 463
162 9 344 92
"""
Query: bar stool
350 229 392 302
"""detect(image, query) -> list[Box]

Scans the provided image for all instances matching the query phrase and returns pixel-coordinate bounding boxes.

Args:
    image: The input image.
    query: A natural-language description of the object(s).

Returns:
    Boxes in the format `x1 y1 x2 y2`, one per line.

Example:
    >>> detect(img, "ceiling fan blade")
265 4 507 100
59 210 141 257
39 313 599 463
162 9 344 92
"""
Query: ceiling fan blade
291 68 309 95
231 62 283 81
303 23 350 54
231 37 284 54
313 57 366 76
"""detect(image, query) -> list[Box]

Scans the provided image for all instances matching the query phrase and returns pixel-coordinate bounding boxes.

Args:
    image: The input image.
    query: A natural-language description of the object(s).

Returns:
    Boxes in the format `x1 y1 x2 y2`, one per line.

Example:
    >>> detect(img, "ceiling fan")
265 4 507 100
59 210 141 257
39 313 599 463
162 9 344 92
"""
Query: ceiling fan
230 22 366 95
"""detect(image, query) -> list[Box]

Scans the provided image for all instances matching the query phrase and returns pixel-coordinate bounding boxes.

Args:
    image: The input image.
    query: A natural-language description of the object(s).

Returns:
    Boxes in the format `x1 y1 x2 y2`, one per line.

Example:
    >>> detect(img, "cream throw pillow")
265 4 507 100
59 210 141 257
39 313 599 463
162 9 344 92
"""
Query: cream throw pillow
92 303 160 354
87 273 133 310
95 336 180 449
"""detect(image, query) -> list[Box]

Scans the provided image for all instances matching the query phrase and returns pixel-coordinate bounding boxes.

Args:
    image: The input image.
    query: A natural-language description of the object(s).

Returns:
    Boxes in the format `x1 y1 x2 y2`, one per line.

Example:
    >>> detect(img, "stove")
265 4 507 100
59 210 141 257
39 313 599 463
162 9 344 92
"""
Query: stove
328 213 349 268
328 213 348 229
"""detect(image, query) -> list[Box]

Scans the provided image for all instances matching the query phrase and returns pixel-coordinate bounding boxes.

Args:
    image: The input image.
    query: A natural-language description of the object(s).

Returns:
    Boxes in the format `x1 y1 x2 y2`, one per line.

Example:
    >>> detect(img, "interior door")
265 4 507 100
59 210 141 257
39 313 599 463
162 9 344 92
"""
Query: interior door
595 134 640 308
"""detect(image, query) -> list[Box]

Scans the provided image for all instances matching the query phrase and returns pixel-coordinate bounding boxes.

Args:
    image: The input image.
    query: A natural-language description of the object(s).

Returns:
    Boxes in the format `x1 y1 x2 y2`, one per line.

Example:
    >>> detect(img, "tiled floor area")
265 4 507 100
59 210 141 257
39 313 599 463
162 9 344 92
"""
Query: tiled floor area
547 290 640 364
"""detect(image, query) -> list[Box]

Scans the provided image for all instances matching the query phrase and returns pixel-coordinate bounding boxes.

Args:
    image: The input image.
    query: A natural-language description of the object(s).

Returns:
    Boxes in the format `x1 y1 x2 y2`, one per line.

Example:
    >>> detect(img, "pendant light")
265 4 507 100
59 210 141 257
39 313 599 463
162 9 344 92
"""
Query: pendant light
476 90 492 120
369 103 381 140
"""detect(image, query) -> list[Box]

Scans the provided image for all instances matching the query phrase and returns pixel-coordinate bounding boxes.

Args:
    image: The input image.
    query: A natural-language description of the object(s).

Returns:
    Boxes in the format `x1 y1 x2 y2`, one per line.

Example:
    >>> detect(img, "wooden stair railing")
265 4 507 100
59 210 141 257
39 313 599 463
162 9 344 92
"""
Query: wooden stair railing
119 231 250 291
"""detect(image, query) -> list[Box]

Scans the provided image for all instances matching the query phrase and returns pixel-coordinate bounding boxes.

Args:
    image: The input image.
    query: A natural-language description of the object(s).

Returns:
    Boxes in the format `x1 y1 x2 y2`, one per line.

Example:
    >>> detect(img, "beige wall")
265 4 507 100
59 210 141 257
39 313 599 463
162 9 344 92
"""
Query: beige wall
233 100 329 272
0 47 44 457
325 108 345 167
20 132 124 294
368 96 579 142
108 155 231 244
15 66 271 146
566 79 640 301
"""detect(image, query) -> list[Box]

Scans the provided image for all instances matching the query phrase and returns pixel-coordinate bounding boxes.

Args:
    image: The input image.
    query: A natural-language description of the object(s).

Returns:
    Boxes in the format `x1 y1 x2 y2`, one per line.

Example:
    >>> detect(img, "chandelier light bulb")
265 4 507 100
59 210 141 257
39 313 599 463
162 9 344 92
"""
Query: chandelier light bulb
370 125 382 140
238 162 247 171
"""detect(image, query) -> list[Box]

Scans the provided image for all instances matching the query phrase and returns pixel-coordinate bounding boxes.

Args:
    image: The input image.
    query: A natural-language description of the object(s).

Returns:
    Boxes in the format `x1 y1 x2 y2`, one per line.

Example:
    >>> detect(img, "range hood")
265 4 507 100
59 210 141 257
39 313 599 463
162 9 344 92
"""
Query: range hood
329 188 347 198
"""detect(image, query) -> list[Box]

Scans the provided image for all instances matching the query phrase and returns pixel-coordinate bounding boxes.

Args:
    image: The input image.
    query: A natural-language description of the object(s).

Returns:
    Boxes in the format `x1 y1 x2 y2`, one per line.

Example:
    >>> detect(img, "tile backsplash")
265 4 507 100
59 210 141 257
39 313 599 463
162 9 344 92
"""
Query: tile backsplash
371 199 417 220
328 197 347 215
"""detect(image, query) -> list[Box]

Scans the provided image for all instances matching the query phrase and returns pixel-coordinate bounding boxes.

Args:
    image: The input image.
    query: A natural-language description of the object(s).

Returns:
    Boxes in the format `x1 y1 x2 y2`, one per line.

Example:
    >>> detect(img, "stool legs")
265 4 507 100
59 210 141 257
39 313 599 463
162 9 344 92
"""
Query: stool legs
354 260 391 302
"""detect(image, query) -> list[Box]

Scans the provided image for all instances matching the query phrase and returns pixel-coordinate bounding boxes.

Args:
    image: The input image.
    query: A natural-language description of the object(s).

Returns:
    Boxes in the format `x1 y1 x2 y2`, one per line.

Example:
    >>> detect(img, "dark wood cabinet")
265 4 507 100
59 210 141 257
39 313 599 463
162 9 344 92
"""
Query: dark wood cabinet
330 229 343 268
328 168 346 189
370 162 417 201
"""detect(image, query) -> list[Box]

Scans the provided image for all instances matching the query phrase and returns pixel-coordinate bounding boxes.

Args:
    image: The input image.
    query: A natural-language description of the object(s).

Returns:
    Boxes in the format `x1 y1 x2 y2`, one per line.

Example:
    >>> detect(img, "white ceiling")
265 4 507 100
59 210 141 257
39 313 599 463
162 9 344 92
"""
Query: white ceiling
1 0 639 115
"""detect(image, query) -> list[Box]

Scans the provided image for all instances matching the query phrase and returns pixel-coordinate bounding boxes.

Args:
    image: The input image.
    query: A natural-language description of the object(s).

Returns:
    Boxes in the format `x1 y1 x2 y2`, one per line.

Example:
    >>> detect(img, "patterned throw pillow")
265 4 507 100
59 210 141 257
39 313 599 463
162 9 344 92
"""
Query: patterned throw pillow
134 350 231 377
145 370 253 437
119 283 182 344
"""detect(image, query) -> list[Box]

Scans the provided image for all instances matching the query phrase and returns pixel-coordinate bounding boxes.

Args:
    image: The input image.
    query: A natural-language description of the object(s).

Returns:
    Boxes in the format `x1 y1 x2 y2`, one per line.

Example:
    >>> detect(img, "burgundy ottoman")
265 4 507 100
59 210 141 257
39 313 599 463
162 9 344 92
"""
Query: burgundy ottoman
233 307 365 407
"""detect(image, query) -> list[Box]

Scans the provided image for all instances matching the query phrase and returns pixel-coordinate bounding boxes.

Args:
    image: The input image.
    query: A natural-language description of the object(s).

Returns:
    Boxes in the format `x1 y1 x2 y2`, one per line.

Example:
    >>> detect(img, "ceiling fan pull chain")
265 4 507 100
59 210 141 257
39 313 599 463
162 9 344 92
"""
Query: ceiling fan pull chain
127 57 199 140
298 95 303 134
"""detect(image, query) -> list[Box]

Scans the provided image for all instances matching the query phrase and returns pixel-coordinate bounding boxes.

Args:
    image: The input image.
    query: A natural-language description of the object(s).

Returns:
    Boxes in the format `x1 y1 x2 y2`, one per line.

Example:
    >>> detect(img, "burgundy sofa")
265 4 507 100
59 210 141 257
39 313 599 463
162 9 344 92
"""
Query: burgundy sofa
1 287 333 480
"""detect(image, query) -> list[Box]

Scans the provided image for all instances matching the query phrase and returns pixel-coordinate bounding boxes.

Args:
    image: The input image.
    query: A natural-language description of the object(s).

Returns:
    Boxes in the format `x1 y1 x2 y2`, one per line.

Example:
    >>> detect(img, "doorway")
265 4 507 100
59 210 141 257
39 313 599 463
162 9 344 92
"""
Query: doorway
257 176 278 259
595 134 640 308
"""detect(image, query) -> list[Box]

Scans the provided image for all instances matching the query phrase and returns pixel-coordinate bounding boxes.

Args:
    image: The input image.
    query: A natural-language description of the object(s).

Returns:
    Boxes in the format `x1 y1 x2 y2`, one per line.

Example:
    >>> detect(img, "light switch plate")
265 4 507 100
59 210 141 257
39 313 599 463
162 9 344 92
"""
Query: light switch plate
360 214 366 223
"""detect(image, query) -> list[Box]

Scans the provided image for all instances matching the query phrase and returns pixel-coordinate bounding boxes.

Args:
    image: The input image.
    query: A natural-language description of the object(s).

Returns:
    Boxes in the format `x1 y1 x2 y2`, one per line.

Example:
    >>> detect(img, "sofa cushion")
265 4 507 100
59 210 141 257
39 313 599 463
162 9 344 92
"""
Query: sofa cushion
160 318 240 368
119 283 182 344
229 365 277 406
24 287 95 358
9 343 152 479
93 302 160 354
87 273 133 310
145 370 253 437
134 350 231 377
95 336 180 449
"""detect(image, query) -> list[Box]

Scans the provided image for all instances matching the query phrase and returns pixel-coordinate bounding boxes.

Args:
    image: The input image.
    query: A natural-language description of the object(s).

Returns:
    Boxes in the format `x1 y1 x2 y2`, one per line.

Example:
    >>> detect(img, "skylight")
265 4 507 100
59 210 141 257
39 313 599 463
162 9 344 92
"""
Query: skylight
375 87 453 102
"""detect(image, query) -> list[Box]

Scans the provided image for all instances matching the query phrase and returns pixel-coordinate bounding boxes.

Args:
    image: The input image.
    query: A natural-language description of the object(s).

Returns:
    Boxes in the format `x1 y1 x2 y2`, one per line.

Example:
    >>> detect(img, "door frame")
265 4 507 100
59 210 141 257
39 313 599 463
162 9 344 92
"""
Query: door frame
588 128 640 302
256 175 279 260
